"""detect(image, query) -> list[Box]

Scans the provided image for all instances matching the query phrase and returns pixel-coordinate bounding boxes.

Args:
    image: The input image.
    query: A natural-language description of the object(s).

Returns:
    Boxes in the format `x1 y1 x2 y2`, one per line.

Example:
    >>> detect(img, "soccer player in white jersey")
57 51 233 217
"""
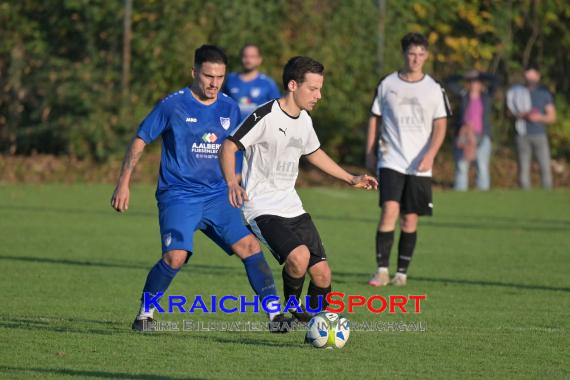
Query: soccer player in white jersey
365 33 451 287
219 56 377 321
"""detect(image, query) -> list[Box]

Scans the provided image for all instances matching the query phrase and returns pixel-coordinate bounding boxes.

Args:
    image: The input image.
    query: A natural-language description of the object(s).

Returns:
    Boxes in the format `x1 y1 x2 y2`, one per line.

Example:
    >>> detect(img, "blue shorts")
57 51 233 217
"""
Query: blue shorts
158 193 251 259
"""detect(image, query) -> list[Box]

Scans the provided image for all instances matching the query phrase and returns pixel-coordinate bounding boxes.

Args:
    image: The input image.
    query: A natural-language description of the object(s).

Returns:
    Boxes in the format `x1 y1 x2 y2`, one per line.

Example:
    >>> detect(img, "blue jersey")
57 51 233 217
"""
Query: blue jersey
136 88 240 204
223 72 281 121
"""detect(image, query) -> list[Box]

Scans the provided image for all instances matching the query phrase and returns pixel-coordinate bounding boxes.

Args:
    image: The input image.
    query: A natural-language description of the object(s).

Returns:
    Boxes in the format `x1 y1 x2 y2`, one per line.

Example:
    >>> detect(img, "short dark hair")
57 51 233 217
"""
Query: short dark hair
240 43 262 57
401 32 429 52
524 63 540 72
194 45 228 68
282 56 324 91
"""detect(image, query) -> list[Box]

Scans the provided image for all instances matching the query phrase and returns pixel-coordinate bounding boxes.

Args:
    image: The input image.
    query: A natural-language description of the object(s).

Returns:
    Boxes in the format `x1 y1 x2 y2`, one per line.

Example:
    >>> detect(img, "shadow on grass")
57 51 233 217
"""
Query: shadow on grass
188 333 301 348
0 255 243 276
2 255 569 293
333 270 570 292
0 316 301 349
0 317 128 337
313 213 570 232
0 366 199 380
3 204 569 232
0 204 156 218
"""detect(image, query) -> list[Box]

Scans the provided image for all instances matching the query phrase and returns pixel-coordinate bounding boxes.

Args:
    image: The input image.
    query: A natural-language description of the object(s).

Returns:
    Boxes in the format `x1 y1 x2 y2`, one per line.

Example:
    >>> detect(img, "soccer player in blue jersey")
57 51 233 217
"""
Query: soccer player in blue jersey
223 44 281 122
111 45 290 332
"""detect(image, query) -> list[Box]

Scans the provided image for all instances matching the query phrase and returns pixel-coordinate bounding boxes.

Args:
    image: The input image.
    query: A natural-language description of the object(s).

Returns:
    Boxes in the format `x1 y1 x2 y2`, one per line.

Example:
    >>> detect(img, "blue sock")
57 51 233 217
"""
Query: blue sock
141 259 180 303
242 252 278 302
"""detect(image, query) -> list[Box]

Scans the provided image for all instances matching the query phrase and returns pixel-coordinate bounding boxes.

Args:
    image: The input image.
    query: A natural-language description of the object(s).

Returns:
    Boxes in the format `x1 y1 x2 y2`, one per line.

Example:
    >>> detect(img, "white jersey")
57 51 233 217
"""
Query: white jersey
229 100 320 223
370 72 451 177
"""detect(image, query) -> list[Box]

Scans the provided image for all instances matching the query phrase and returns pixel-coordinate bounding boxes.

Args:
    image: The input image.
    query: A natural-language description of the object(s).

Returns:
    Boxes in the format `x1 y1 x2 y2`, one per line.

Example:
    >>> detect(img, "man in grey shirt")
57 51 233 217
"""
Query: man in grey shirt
508 65 557 189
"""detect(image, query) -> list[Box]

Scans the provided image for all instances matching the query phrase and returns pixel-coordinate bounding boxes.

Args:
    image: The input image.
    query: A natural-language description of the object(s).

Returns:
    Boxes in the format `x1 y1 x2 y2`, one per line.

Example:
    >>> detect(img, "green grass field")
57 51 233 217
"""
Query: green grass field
0 184 569 379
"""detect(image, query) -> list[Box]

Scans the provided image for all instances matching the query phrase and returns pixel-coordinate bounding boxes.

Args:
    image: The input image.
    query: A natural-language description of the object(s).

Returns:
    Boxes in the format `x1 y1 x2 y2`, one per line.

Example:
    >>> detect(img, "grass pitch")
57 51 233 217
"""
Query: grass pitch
0 184 569 379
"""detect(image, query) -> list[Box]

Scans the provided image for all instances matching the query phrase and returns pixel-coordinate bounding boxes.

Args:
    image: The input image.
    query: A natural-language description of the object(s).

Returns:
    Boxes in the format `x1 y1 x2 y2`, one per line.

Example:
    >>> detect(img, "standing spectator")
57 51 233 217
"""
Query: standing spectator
507 65 557 189
446 70 498 191
224 44 281 122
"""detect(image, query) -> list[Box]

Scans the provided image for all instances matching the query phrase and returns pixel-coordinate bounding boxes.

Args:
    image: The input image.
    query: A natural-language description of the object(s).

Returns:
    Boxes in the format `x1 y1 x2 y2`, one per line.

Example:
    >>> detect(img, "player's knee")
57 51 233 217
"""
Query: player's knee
232 235 261 259
286 246 310 276
309 262 331 287
400 214 418 232
380 202 400 229
384 208 399 221
163 250 188 270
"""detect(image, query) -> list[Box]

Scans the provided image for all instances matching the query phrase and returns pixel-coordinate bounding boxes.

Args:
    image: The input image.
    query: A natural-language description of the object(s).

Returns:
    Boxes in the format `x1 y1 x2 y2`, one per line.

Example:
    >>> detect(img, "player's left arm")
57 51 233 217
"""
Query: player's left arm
418 118 447 173
305 149 378 190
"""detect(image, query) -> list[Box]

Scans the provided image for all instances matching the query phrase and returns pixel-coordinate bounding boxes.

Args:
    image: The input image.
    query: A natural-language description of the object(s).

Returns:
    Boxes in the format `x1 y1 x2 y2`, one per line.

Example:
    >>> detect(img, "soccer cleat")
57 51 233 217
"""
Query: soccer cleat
131 317 154 332
368 269 390 287
269 313 295 333
391 272 407 287
290 304 314 323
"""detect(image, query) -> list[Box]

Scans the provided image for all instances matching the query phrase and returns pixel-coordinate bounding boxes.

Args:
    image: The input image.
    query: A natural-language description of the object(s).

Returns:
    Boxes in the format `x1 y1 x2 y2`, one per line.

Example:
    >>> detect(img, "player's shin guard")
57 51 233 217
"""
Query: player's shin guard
397 231 417 274
138 259 179 318
242 252 279 320
282 267 305 310
376 230 395 268
307 281 331 313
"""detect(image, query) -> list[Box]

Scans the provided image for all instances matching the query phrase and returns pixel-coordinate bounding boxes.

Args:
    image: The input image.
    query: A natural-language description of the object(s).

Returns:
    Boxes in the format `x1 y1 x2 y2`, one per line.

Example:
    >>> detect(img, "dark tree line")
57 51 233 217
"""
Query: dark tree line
1 0 568 162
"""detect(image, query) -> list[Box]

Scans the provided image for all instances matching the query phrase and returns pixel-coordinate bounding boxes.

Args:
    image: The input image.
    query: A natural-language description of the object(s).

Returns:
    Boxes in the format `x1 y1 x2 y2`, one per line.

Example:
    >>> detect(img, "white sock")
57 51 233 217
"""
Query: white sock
137 302 155 320
378 267 389 274
267 300 281 321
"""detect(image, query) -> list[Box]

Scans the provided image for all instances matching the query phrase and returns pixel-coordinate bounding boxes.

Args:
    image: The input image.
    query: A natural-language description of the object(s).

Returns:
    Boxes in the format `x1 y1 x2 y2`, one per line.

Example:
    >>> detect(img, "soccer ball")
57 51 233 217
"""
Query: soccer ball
305 312 350 349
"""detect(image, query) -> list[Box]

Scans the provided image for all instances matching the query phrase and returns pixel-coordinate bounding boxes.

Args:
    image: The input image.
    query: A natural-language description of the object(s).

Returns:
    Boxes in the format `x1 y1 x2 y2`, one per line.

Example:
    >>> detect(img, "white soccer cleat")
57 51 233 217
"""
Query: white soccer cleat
391 272 407 287
368 268 390 287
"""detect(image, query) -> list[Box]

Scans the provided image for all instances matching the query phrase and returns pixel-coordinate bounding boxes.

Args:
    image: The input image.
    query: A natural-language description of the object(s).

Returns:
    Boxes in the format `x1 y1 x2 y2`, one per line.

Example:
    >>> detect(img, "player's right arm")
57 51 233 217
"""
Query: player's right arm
111 97 169 212
366 115 380 172
367 80 383 172
219 139 248 208
111 137 146 212
221 101 273 207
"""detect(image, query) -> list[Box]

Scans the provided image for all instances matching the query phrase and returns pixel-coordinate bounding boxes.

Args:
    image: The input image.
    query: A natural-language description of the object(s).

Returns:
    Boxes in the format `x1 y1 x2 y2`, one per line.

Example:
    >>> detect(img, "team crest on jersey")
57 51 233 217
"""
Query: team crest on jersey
219 117 231 130
202 133 218 143
251 87 261 98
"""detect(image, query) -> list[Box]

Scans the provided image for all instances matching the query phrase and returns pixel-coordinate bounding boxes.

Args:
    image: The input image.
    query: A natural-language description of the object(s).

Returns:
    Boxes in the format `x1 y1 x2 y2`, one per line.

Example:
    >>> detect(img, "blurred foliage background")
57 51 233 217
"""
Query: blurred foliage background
1 0 569 164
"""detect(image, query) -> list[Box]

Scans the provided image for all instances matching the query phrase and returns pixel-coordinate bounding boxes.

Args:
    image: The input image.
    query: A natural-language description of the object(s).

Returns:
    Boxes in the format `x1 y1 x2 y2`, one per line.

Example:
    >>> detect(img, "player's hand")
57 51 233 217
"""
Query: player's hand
350 174 378 190
366 152 377 173
228 182 249 208
418 154 434 173
111 184 130 212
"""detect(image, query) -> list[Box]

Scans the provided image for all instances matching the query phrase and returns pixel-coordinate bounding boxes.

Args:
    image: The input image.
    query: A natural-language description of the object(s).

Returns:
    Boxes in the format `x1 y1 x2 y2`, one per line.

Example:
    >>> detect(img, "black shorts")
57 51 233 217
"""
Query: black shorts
379 168 433 216
250 213 327 267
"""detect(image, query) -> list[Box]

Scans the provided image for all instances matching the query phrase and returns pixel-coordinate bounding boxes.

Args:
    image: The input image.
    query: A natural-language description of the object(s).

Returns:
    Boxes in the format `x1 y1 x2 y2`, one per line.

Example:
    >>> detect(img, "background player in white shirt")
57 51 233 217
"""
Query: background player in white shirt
366 33 451 287
220 56 377 321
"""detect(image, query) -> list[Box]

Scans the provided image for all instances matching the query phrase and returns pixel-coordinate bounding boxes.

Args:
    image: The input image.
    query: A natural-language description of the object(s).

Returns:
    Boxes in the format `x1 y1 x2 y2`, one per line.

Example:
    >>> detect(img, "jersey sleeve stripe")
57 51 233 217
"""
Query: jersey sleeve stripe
228 135 245 151
231 100 274 144
369 74 388 116
302 146 321 156
442 88 452 117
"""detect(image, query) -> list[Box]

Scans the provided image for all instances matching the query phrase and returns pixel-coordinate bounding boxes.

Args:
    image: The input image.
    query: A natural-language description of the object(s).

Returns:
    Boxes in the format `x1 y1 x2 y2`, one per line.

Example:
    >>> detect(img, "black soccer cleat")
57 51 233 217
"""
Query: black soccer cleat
290 305 315 323
269 314 295 333
131 317 154 332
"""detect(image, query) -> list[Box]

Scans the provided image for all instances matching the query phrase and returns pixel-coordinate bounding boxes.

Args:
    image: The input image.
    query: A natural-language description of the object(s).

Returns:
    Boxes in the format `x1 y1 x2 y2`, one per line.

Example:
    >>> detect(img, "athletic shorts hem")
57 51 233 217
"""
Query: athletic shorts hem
250 213 327 267
378 168 433 216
